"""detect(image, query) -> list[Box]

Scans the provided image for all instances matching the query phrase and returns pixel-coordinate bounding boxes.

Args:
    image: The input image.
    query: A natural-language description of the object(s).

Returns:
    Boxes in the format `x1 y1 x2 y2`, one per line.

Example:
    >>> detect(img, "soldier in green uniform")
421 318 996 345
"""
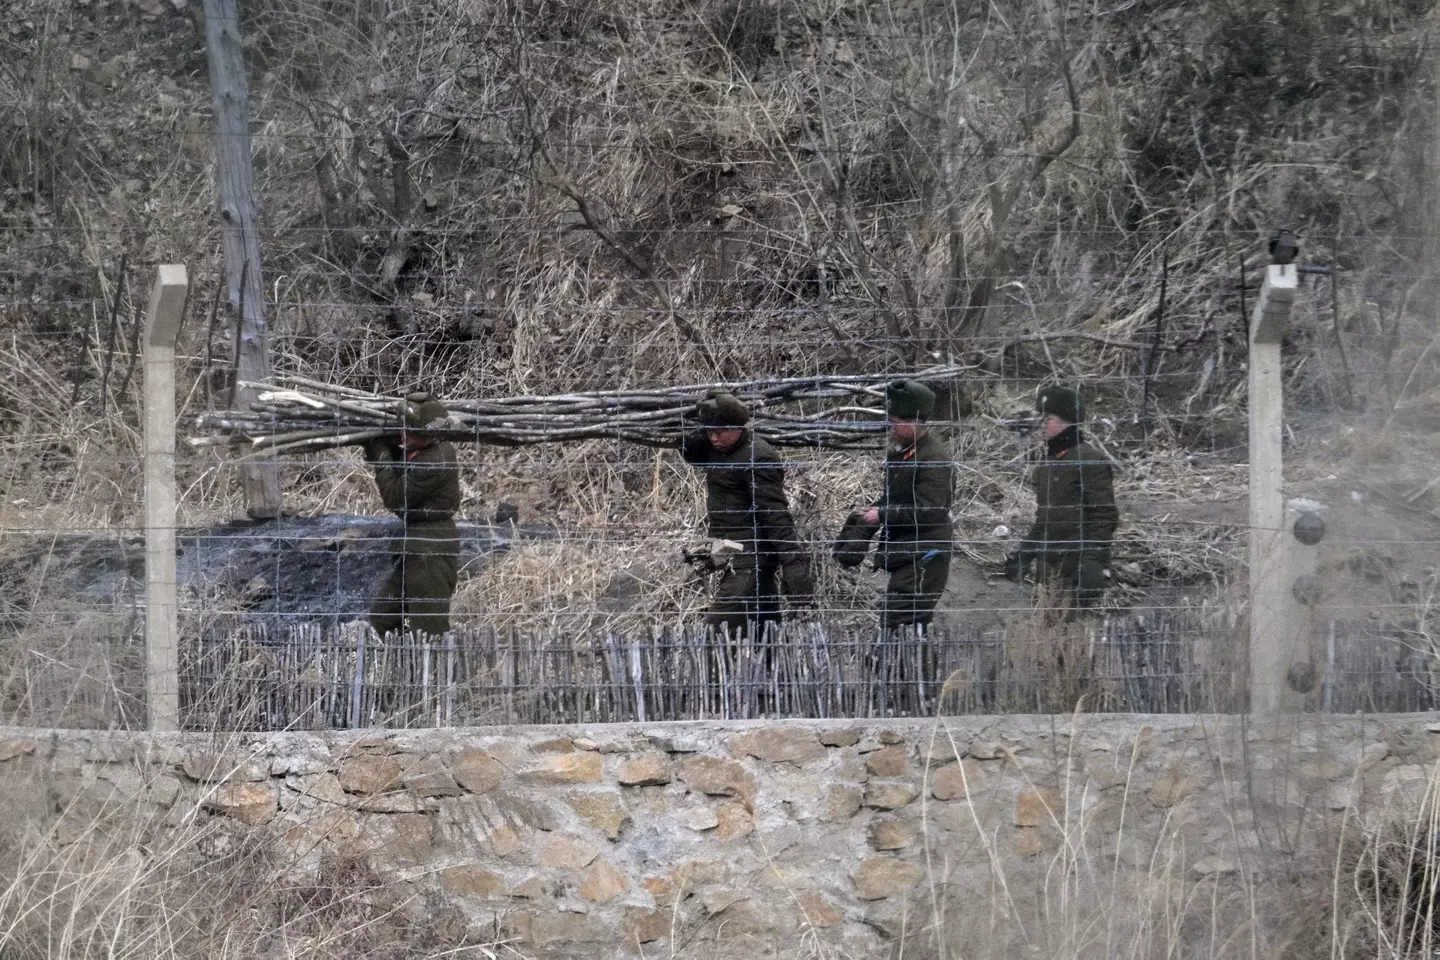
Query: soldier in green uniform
681 391 813 639
857 380 955 633
1005 385 1119 610
366 392 462 638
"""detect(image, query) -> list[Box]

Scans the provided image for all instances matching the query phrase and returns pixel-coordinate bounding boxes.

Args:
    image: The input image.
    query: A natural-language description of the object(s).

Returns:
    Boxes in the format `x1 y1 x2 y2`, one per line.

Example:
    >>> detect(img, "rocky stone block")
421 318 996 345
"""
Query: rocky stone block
795 893 843 928
522 753 603 785
679 756 757 801
537 834 599 869
439 865 505 899
578 858 631 902
931 760 983 801
1015 787 1062 827
729 728 826 765
566 790 629 840
616 753 671 787
852 856 924 900
449 748 505 794
95 763 147 799
338 755 403 795
865 745 908 778
684 805 719 831
863 782 918 810
181 752 263 783
356 813 435 865
715 801 754 841
819 729 861 748
509 876 547 899
868 818 913 850
822 785 863 822
0 738 38 763
147 774 183 808
403 756 463 797
204 782 277 825
294 772 347 805
1011 827 1058 858
627 907 673 944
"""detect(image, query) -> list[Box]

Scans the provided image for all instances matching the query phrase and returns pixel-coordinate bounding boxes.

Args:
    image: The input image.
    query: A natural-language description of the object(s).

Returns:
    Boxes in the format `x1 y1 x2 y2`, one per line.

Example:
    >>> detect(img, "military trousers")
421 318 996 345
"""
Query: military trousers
370 522 460 638
880 552 951 634
1034 550 1108 612
705 554 782 642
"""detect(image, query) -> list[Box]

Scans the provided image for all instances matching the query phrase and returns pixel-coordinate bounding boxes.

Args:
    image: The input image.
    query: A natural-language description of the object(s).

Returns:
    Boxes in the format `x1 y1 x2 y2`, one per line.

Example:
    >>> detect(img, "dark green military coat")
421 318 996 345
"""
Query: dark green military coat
681 429 810 635
681 430 803 563
368 438 461 637
1020 433 1118 558
874 431 955 571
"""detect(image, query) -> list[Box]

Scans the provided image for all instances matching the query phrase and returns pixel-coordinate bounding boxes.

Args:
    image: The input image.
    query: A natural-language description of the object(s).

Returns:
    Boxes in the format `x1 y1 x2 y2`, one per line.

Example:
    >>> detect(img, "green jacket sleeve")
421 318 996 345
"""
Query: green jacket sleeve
1081 459 1119 547
752 463 802 560
680 431 712 465
878 456 954 531
1022 449 1117 555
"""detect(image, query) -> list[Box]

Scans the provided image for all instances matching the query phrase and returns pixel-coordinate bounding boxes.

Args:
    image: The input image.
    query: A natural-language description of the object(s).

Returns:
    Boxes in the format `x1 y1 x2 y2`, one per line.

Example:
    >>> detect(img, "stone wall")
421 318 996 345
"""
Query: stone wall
1 715 1437 958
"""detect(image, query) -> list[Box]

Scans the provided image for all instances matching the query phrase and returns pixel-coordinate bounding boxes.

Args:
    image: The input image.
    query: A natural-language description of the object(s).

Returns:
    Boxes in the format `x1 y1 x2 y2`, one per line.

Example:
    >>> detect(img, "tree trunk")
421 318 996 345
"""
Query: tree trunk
202 0 282 519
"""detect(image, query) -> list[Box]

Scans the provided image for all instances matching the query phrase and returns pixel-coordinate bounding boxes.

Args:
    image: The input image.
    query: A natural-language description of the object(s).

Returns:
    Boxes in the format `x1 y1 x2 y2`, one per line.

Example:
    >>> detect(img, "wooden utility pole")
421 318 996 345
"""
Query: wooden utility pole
1248 259 1299 713
144 265 188 732
202 0 282 519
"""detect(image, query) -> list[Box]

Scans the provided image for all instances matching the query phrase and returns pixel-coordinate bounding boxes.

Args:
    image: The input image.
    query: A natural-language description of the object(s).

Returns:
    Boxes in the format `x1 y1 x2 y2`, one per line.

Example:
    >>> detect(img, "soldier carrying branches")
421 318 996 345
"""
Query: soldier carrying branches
680 391 815 640
364 392 462 639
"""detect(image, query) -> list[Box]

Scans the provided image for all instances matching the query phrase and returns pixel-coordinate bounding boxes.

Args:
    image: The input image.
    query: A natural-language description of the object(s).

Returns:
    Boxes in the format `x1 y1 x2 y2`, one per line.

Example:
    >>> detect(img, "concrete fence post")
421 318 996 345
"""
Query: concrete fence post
144 265 188 732
1248 261 1299 714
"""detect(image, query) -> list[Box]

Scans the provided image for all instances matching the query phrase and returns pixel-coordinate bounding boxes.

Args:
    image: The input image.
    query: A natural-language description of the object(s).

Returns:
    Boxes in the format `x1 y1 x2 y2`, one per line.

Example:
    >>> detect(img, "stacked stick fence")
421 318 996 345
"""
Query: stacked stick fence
148 613 1434 730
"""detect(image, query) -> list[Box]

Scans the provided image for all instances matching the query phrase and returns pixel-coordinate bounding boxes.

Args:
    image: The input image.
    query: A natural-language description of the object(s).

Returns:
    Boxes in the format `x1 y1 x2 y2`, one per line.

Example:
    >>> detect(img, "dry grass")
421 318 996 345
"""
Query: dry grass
0 752 515 959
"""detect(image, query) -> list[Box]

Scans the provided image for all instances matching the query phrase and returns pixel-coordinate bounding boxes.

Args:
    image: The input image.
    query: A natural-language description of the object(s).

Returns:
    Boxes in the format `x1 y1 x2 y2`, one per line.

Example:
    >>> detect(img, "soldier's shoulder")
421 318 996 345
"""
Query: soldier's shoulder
750 434 783 463
426 440 460 464
1071 442 1110 467
918 432 952 462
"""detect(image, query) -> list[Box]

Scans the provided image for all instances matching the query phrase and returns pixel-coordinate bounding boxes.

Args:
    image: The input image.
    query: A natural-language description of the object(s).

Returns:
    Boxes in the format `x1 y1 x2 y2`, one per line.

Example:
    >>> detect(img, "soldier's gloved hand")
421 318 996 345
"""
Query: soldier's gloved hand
1003 550 1028 582
363 438 397 463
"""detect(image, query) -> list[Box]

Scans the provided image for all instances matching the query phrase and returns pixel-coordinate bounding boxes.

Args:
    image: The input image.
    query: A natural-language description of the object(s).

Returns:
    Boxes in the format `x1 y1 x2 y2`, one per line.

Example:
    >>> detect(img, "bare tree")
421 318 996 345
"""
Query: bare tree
202 0 282 519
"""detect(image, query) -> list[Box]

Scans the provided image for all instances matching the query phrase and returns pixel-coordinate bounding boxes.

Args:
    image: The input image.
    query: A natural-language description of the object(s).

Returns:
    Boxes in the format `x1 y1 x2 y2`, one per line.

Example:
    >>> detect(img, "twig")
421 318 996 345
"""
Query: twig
1139 250 1169 444
1330 268 1354 405
98 252 128 415
202 271 223 410
1005 332 1172 352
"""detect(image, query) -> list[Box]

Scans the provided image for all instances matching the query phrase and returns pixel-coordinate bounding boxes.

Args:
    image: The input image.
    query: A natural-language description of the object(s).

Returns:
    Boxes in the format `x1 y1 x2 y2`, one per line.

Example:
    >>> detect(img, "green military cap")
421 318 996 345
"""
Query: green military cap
1035 385 1084 424
696 391 749 428
885 379 935 420
401 391 449 429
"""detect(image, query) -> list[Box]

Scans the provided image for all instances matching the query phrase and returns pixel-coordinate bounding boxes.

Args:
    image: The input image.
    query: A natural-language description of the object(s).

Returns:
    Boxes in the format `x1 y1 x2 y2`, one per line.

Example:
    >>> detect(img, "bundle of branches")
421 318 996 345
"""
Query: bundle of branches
190 365 979 457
